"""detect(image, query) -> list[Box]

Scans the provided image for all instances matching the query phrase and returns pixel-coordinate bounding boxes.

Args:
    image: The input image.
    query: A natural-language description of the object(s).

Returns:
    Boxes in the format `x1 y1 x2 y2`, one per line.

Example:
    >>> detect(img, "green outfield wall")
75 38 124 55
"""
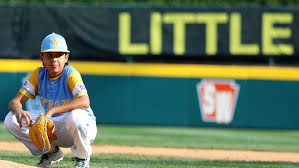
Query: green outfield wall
83 75 299 129
1 59 299 129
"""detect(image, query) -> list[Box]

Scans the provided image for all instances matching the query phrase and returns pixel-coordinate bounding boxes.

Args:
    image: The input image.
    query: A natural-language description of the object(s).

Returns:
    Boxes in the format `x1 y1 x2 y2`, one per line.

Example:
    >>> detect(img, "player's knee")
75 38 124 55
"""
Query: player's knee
66 109 89 135
66 109 81 126
4 111 16 131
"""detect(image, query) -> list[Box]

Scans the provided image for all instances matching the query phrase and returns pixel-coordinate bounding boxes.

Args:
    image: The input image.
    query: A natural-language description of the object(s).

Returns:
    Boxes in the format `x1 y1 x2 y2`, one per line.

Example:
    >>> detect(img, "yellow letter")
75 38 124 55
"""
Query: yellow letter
54 100 60 107
62 99 70 105
164 13 197 55
197 13 228 55
119 12 148 54
40 97 45 110
262 13 293 55
47 100 53 111
151 12 162 55
230 13 259 55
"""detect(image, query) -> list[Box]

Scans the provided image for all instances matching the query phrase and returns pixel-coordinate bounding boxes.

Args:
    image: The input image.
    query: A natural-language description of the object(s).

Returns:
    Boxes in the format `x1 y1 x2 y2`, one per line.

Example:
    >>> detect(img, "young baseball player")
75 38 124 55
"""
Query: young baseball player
4 33 97 168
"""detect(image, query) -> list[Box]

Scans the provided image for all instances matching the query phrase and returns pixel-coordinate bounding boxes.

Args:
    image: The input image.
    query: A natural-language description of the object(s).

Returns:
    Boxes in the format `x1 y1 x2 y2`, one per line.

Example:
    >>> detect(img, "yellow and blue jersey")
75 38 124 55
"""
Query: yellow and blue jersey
19 65 95 120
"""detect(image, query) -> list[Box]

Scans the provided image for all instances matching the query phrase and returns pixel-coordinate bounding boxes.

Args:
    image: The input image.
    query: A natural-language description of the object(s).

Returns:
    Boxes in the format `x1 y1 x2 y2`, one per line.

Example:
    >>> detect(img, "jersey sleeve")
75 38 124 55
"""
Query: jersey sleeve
67 70 88 98
19 67 39 99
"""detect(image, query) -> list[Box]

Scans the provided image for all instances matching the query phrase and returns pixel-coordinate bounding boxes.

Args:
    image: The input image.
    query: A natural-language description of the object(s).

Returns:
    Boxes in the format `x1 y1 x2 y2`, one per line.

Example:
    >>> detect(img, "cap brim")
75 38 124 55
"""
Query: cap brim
41 49 70 53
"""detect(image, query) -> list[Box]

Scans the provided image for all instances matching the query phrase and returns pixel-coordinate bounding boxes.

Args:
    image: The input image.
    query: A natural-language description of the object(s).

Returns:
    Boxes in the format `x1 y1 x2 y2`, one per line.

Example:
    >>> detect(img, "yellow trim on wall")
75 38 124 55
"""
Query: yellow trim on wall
1 59 299 81
70 61 299 81
0 59 42 72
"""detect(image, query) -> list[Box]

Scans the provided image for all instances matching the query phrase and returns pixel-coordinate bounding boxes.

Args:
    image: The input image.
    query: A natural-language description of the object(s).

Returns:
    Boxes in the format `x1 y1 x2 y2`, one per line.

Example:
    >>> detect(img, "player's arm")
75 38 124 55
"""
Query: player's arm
45 69 90 119
8 92 32 127
9 68 39 127
45 95 90 119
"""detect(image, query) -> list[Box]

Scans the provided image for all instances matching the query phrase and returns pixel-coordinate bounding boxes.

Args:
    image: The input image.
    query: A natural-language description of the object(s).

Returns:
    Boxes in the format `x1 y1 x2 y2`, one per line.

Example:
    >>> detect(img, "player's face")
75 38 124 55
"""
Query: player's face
40 52 69 78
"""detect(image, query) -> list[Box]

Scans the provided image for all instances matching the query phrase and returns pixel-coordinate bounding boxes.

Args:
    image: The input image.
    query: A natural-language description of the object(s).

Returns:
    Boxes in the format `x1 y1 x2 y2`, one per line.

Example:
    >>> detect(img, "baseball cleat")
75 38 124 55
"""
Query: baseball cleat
36 147 64 168
73 157 90 168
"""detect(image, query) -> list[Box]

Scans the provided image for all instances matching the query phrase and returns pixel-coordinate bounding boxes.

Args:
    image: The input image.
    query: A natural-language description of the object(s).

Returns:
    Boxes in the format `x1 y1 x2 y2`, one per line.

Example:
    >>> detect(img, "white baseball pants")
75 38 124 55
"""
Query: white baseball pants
4 109 97 159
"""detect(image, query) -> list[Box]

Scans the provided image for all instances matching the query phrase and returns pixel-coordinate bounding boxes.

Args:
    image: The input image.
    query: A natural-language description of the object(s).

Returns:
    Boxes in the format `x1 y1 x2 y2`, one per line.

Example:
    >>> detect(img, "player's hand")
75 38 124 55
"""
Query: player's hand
15 111 32 128
45 111 53 119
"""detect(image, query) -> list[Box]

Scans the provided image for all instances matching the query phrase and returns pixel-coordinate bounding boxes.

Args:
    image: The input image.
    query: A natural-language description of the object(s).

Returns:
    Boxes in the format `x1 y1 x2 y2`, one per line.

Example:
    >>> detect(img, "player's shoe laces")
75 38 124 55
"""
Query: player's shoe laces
73 157 90 168
36 147 64 168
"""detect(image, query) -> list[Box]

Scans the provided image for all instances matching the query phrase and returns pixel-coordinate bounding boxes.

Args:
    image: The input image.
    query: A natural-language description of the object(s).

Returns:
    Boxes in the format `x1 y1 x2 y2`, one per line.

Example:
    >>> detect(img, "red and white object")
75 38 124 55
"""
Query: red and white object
197 80 240 124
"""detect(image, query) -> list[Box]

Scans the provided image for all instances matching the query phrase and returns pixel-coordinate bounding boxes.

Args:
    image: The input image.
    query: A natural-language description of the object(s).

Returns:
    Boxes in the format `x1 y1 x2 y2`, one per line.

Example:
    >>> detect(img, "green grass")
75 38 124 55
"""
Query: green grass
95 125 299 152
2 123 299 167
0 151 299 168
2 123 299 152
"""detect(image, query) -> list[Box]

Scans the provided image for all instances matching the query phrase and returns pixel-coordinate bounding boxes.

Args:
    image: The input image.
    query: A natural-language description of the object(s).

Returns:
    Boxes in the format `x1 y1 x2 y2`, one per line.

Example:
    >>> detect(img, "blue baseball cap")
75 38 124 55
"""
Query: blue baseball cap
41 33 70 53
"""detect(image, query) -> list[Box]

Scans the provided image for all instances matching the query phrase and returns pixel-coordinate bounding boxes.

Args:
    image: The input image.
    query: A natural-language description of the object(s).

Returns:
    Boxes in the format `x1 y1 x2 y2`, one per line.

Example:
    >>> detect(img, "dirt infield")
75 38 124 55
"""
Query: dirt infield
1 141 299 167
0 160 35 168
